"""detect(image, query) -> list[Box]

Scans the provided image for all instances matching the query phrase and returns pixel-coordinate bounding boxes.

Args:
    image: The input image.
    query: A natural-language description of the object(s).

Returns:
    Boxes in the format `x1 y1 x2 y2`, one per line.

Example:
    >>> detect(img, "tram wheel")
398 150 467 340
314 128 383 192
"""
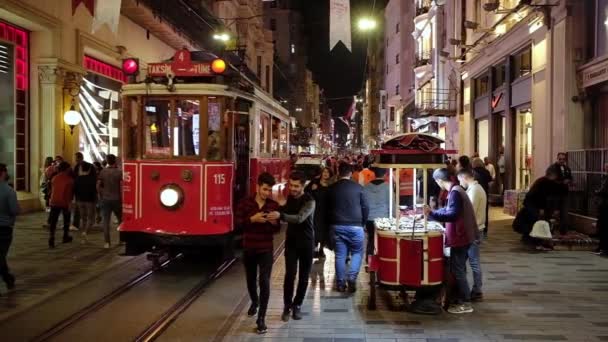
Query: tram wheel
367 271 377 310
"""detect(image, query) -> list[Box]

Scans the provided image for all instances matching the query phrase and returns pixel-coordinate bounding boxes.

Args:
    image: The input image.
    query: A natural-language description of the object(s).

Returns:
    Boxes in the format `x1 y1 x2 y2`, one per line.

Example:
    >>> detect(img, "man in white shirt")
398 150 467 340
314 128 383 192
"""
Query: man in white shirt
457 168 486 301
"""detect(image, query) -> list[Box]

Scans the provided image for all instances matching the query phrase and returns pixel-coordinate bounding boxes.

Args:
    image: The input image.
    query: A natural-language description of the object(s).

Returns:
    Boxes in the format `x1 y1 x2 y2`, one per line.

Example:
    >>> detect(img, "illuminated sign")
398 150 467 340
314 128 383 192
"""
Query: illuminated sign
147 49 225 77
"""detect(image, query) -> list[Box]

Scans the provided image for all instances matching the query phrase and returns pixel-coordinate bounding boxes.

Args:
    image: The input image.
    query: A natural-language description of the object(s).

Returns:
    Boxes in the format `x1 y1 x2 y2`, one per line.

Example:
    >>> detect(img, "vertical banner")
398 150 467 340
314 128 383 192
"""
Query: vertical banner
72 0 95 16
92 0 122 34
329 0 352 51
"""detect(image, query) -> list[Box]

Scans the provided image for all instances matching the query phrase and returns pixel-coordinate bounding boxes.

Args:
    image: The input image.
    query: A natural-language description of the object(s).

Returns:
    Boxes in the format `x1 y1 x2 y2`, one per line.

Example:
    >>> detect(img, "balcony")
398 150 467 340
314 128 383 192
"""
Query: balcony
415 89 457 118
415 50 432 67
415 0 433 17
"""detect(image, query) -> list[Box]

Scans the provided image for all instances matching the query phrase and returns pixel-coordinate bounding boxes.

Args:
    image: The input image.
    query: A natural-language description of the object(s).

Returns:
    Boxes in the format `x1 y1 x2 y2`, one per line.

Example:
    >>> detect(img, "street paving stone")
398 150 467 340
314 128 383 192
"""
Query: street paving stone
221 209 608 342
0 210 130 321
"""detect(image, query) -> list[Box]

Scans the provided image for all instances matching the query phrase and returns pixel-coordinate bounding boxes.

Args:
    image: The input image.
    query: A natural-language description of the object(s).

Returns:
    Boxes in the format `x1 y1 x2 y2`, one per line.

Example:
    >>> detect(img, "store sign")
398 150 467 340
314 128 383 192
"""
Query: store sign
581 58 608 88
148 49 213 77
491 93 503 109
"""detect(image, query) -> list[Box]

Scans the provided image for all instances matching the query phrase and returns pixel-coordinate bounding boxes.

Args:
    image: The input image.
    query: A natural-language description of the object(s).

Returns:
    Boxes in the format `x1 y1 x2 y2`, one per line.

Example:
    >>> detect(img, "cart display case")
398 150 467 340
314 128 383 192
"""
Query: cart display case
367 135 455 312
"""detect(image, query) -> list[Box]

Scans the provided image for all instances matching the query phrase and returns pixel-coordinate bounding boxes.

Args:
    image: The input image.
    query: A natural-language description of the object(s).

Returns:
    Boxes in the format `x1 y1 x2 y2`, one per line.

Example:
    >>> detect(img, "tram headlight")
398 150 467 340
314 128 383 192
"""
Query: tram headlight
159 184 183 209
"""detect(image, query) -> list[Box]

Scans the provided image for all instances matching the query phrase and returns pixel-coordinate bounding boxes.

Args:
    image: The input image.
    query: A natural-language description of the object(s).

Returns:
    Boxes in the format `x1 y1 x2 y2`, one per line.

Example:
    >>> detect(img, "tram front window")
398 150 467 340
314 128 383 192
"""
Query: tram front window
207 99 222 161
145 100 171 156
174 99 200 157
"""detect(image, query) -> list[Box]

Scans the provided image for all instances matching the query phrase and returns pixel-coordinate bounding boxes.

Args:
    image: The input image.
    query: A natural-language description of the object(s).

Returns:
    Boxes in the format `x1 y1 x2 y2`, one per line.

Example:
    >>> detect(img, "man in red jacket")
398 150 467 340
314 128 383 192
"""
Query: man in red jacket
424 168 478 314
48 162 74 248
235 172 280 334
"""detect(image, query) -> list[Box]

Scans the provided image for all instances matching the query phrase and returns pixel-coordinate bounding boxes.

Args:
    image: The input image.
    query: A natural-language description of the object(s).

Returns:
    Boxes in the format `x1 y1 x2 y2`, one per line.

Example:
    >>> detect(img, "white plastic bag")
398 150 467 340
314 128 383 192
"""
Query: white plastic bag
530 220 552 239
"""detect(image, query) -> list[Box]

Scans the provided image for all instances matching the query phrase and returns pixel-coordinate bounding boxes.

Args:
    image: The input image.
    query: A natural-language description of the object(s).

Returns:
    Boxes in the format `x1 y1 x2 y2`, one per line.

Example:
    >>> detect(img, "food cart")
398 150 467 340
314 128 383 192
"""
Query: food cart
367 134 454 314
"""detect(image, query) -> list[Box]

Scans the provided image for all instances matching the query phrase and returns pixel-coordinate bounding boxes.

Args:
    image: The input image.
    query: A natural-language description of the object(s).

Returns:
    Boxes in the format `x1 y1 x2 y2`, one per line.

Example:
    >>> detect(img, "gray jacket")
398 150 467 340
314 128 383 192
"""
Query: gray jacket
0 181 19 227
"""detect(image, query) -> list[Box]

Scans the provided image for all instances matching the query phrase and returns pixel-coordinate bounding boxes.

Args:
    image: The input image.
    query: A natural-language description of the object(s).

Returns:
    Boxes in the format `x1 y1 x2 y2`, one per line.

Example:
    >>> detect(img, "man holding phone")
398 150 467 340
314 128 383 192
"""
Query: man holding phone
235 172 280 334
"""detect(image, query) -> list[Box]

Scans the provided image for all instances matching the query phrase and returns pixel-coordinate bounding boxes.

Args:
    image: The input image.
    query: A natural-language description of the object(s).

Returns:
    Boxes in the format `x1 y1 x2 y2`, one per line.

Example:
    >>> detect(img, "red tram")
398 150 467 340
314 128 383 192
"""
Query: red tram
118 49 291 255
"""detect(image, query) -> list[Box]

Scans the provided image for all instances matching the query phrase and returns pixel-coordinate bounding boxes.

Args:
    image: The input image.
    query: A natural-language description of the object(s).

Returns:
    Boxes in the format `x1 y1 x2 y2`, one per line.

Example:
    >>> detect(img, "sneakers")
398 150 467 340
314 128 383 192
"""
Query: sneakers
104 243 111 249
247 303 258 317
281 307 291 322
347 280 357 293
291 305 303 320
256 318 267 334
69 225 79 232
447 303 474 314
470 292 483 302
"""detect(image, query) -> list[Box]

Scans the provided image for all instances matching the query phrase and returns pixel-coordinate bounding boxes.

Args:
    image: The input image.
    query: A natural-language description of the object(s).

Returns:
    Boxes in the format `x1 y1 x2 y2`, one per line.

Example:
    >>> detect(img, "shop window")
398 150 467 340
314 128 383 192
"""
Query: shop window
145 100 172 157
512 48 532 79
0 22 28 191
473 74 490 98
476 119 489 159
207 99 222 160
493 63 506 89
516 108 533 189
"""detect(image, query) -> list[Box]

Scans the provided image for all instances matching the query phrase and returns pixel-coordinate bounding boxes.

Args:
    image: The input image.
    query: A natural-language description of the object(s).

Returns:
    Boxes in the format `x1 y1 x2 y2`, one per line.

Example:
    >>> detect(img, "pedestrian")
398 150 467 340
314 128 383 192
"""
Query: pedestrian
457 155 471 171
93 161 103 224
594 163 608 257
363 167 390 261
423 168 477 314
235 172 280 334
457 169 486 301
497 148 506 192
308 167 333 259
484 157 496 181
472 158 492 236
399 168 415 207
512 166 562 251
327 162 369 293
552 152 573 234
48 161 74 248
0 163 18 293
40 156 53 210
271 171 315 322
97 154 122 249
358 160 375 186
73 153 97 244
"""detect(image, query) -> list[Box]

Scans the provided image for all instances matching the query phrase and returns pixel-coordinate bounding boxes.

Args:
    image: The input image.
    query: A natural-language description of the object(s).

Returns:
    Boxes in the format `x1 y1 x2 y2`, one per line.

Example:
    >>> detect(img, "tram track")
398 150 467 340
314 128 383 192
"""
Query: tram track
30 253 181 342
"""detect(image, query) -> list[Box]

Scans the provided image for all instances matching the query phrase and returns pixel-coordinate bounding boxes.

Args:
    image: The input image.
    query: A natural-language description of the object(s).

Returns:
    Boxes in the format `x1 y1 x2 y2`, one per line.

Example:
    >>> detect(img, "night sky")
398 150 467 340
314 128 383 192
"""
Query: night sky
294 0 386 117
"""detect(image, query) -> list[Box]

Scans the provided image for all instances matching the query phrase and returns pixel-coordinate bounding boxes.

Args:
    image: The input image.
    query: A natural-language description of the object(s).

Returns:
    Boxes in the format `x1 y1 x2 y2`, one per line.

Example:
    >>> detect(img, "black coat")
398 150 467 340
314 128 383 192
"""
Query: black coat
473 167 492 194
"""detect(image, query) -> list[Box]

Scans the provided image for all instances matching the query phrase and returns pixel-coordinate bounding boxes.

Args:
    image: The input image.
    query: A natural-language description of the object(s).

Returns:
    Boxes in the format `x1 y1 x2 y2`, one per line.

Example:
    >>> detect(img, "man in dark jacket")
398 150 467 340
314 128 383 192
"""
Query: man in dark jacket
552 152 573 234
270 171 315 322
0 163 18 293
73 153 97 243
327 163 369 293
424 168 477 314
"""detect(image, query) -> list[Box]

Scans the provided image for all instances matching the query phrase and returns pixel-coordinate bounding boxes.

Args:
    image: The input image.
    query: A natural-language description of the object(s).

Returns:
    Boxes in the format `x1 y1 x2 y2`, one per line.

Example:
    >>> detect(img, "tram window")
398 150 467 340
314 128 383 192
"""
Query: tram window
207 100 222 161
125 97 138 158
144 100 171 157
174 99 200 157
271 118 280 157
280 121 288 157
260 113 270 155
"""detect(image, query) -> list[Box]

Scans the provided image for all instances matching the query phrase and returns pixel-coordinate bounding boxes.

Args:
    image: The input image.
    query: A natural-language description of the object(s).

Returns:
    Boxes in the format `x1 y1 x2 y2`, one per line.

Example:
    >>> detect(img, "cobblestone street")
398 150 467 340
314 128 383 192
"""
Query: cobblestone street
222 209 608 342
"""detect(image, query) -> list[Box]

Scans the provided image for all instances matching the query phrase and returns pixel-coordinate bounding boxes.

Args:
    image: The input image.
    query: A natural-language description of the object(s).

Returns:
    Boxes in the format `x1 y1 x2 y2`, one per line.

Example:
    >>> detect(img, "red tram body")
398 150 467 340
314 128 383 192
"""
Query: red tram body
118 50 290 255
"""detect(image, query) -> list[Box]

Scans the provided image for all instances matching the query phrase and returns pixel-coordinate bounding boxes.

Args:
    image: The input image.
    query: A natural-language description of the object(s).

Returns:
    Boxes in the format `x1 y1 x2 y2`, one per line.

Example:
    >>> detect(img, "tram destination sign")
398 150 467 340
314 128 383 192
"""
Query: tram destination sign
147 49 213 77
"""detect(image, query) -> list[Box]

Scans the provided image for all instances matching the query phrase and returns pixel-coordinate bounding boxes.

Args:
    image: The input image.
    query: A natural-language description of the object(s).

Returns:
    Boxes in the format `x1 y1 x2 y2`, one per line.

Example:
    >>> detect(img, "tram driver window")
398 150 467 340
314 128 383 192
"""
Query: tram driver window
145 100 171 157
174 99 200 157
207 100 222 161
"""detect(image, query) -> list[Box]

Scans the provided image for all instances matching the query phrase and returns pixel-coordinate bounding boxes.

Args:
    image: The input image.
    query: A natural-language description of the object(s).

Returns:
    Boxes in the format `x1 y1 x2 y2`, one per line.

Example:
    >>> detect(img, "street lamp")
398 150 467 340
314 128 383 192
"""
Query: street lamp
357 17 377 32
213 32 231 42
63 102 81 135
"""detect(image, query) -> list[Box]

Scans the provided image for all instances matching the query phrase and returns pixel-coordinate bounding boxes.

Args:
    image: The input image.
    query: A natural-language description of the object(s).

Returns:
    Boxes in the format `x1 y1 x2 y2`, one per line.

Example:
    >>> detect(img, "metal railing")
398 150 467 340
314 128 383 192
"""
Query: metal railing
566 148 608 218
414 88 457 117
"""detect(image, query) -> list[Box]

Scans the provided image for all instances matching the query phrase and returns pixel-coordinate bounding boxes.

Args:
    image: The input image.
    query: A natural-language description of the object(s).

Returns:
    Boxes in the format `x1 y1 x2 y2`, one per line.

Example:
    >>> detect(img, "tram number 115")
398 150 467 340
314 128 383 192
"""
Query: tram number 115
213 173 226 185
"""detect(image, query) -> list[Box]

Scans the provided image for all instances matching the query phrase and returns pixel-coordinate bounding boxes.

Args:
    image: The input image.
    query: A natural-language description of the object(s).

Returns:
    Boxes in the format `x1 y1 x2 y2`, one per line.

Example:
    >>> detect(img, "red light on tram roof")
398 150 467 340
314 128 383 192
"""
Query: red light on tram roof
122 58 139 76
211 59 226 74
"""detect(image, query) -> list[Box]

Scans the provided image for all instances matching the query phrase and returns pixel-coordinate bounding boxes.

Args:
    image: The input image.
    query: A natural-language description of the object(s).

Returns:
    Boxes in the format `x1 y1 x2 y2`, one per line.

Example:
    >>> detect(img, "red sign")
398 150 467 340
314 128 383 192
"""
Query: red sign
148 49 213 77
491 93 503 109
204 164 234 227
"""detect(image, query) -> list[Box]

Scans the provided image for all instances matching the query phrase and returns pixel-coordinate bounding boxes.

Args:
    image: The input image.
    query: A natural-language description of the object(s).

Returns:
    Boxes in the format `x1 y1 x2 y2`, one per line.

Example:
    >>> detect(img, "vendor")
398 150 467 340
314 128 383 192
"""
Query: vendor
363 167 390 261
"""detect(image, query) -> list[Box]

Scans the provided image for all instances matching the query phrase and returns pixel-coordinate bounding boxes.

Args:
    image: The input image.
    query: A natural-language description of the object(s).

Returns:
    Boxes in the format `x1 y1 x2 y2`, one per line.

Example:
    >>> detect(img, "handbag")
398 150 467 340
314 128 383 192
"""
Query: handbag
530 220 552 239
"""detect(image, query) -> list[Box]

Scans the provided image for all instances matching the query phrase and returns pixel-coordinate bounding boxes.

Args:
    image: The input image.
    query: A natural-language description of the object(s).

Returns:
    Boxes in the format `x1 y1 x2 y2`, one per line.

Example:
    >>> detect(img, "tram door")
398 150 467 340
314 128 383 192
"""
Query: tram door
233 112 250 203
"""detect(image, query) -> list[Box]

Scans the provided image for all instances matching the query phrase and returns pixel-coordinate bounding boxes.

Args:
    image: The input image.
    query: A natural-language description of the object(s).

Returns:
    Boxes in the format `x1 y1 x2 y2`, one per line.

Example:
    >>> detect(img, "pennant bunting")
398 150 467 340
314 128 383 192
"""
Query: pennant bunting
329 0 352 51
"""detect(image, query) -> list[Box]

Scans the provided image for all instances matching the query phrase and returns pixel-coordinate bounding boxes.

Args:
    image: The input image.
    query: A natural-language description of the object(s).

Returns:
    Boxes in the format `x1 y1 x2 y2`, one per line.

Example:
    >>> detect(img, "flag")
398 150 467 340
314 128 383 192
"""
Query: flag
344 99 356 120
92 0 122 34
329 0 352 51
73 0 95 16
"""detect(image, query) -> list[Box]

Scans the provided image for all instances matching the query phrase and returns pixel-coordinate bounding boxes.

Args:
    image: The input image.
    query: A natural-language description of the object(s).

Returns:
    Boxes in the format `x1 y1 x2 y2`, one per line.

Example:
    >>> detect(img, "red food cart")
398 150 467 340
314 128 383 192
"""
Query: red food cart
367 141 454 314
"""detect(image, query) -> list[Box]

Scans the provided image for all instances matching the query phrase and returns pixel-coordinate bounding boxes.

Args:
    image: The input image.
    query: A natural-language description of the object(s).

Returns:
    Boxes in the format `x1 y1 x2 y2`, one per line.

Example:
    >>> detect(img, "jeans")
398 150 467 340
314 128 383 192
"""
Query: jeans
244 251 273 318
76 201 96 234
332 225 365 286
0 227 14 286
450 244 471 304
284 244 314 307
48 206 71 238
468 239 483 294
100 199 122 244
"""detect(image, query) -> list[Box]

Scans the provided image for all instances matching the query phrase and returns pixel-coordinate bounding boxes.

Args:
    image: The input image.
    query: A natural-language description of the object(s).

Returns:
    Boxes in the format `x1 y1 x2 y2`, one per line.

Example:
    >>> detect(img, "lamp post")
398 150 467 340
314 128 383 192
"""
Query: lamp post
63 101 81 135
357 17 378 32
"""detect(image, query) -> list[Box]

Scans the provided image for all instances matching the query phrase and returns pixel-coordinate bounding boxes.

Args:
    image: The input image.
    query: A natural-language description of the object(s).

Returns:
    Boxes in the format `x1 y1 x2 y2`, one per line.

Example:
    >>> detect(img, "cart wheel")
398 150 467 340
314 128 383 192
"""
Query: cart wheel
368 271 377 310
